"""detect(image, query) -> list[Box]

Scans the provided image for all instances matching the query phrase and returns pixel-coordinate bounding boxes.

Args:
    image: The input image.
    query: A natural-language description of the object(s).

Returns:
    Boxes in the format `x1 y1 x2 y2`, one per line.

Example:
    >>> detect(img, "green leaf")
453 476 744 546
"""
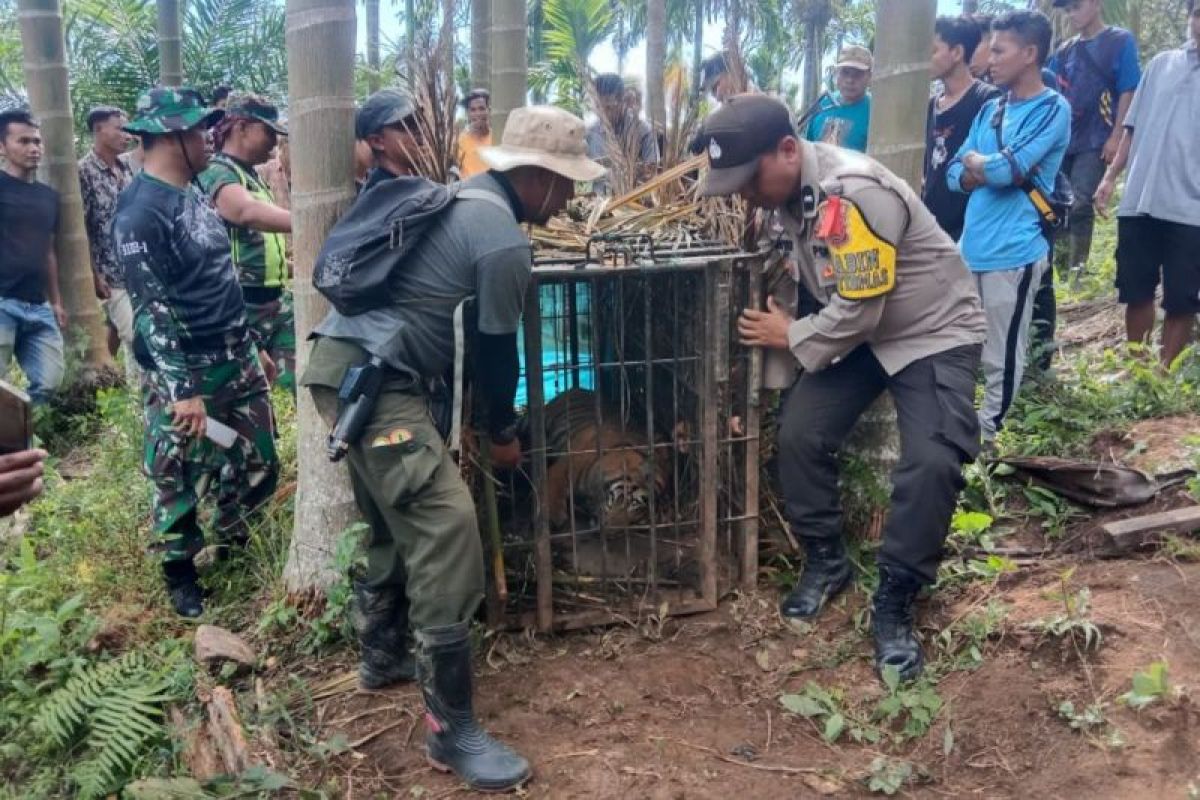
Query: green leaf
780 693 824 718
822 713 845 743
881 664 900 693
951 511 993 537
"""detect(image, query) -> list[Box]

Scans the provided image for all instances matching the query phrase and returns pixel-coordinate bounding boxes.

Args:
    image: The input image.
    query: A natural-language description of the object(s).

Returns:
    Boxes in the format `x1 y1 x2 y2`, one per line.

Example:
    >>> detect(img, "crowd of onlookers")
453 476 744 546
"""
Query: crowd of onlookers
0 0 1197 516
667 0 1198 442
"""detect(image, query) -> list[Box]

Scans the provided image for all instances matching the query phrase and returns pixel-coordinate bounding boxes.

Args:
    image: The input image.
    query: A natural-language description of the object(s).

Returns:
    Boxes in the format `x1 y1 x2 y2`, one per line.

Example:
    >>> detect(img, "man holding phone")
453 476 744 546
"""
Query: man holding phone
112 88 279 618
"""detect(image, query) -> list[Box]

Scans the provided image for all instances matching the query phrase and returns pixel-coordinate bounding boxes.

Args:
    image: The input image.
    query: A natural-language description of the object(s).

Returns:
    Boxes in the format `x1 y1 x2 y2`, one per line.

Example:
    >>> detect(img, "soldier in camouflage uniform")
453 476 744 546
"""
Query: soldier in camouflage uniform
200 95 295 392
111 87 279 617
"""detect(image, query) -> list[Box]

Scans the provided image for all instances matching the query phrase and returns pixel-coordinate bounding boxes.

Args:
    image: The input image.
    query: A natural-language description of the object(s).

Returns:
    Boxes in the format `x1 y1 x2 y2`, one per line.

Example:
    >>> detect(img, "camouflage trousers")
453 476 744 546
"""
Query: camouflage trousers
142 349 279 562
246 292 296 394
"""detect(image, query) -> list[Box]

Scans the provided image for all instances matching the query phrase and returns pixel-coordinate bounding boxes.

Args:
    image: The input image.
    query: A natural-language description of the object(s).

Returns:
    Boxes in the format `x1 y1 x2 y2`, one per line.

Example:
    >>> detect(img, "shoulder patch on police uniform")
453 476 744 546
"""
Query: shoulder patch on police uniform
818 198 896 300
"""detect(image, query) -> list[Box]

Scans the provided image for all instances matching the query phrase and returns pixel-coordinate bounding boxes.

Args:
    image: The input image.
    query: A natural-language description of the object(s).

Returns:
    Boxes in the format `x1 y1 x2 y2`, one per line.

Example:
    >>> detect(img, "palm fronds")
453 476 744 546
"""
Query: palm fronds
394 0 461 183
530 157 749 260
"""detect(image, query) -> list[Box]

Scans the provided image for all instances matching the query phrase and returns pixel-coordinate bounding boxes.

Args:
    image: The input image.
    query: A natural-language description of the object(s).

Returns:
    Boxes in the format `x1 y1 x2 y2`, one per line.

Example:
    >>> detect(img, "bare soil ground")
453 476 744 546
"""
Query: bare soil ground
246 296 1200 798
262 543 1200 799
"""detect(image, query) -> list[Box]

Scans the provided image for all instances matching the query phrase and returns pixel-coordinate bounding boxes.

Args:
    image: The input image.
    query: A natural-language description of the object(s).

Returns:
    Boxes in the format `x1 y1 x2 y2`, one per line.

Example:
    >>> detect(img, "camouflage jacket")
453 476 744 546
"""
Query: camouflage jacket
111 173 256 402
78 150 134 288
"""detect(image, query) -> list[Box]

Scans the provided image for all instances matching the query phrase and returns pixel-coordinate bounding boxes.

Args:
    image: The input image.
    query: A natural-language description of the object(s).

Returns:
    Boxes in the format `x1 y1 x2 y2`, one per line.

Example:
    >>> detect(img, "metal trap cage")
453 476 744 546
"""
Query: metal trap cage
482 236 764 632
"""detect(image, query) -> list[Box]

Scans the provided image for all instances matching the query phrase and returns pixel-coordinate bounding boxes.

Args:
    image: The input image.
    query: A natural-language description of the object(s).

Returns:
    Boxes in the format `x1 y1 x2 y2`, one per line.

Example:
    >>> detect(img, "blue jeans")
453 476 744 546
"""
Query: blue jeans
0 298 65 404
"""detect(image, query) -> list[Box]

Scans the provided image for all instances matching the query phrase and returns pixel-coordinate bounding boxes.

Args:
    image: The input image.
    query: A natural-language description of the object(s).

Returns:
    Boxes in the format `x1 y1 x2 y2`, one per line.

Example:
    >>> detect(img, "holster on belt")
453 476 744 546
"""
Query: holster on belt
327 355 384 462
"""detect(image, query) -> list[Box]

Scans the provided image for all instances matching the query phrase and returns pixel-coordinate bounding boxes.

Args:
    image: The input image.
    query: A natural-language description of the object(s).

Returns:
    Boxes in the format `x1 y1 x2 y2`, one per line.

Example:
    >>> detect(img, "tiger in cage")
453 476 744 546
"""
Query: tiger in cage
535 388 670 532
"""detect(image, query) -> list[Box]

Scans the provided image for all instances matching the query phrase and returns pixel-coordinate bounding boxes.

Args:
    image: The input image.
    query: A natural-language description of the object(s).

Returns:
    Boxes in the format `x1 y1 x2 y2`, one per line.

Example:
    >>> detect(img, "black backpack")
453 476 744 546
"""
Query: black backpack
314 175 508 316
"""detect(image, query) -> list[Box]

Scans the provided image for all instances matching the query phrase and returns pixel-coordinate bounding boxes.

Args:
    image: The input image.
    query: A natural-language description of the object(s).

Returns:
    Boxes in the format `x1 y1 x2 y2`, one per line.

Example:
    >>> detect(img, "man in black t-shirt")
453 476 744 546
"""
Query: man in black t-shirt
924 15 1002 242
0 110 65 404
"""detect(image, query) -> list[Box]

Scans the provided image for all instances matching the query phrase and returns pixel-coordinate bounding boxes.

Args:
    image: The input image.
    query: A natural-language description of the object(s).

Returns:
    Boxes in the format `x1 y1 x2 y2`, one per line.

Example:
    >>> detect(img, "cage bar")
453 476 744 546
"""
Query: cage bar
486 245 763 631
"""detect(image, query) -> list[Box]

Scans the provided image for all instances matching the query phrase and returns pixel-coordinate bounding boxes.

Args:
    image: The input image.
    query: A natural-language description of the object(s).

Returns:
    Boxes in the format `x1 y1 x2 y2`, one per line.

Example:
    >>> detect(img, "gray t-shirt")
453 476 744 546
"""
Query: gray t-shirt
314 172 531 378
585 113 660 194
1117 40 1200 225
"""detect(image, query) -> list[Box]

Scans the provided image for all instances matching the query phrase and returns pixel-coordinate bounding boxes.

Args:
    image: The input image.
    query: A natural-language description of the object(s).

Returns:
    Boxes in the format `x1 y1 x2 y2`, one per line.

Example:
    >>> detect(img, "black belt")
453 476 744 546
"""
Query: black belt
180 325 250 354
242 286 284 304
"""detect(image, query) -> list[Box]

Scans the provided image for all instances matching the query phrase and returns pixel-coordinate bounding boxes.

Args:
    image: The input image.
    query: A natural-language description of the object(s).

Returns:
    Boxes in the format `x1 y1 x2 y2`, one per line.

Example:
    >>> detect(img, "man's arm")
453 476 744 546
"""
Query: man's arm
743 190 902 371
1104 35 1142 163
969 98 1069 187
44 238 66 329
212 183 292 232
476 332 519 437
1094 127 1133 217
475 243 532 458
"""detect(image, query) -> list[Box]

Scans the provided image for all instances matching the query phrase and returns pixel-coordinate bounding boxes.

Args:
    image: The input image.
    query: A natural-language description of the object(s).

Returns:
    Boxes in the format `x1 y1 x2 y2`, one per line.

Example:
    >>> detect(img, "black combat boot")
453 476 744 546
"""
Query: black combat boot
163 559 204 618
872 565 925 683
780 537 852 621
351 581 416 689
416 622 531 792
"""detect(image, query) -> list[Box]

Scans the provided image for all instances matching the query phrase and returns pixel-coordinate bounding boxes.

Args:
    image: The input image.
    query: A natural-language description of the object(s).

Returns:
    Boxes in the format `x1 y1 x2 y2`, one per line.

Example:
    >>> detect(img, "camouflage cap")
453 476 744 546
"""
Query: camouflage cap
123 87 224 134
224 93 288 135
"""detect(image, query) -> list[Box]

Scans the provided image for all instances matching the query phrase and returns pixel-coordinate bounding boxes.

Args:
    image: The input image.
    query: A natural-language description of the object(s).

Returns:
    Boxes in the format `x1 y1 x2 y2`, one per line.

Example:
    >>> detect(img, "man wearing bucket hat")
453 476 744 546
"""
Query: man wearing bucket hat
301 105 604 792
703 94 985 683
201 94 295 392
803 44 874 152
112 87 279 618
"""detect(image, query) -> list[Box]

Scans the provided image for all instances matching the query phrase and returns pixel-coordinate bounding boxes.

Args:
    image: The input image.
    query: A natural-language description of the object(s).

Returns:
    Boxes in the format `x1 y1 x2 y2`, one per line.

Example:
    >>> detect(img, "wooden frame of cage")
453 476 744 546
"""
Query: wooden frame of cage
488 252 764 632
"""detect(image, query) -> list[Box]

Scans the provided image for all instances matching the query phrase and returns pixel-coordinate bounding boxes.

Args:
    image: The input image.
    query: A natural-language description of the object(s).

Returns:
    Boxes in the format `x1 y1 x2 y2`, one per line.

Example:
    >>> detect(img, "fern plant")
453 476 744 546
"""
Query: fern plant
35 649 186 799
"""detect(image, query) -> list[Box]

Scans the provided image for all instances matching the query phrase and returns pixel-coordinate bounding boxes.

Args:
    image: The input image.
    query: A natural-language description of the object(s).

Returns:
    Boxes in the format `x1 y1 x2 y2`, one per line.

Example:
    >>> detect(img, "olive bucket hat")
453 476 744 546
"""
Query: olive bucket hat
123 87 224 134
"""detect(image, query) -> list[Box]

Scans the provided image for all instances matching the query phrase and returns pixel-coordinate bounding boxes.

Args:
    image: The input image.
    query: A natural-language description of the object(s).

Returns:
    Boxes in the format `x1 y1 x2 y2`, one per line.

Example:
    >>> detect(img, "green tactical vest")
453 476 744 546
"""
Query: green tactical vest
202 153 288 291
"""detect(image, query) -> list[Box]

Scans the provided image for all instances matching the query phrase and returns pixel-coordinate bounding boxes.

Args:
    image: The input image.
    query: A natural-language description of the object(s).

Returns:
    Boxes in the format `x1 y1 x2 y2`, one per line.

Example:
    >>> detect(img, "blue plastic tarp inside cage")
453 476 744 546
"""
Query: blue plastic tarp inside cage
515 283 595 409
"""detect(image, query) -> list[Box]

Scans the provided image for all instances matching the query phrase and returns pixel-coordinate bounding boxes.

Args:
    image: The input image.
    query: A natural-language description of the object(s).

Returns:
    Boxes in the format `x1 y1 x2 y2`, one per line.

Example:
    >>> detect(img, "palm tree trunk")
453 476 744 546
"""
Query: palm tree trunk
490 0 526 140
366 0 381 93
843 0 938 536
529 0 546 103
157 0 184 86
283 0 361 592
17 0 111 373
802 12 823 107
866 0 935 189
405 0 416 68
646 0 666 129
470 0 490 92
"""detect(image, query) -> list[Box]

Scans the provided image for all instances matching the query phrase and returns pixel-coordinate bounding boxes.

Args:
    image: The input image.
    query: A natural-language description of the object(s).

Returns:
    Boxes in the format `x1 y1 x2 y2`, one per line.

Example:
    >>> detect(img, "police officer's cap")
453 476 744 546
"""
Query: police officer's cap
356 89 417 140
698 94 797 197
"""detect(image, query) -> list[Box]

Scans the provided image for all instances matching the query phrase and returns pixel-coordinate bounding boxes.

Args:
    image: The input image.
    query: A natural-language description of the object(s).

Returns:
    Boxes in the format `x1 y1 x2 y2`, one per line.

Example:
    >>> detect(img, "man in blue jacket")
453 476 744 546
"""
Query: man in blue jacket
948 10 1070 444
1048 0 1140 285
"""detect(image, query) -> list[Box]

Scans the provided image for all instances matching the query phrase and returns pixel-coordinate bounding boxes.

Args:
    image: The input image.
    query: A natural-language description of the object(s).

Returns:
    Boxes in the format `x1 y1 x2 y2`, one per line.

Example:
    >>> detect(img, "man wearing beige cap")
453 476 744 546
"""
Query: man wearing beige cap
704 94 985 684
301 105 604 793
803 44 874 152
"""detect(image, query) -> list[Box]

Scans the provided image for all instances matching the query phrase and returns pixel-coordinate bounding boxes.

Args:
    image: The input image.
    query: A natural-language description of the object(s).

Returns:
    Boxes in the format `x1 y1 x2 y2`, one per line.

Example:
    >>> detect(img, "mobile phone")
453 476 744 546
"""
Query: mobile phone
0 380 32 455
205 417 238 449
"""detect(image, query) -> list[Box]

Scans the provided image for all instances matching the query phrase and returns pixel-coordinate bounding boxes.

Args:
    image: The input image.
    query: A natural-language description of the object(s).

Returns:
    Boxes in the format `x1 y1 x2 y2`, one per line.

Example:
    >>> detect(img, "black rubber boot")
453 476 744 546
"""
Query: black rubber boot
163 559 204 618
416 622 531 793
351 581 416 689
872 565 925 683
780 538 852 622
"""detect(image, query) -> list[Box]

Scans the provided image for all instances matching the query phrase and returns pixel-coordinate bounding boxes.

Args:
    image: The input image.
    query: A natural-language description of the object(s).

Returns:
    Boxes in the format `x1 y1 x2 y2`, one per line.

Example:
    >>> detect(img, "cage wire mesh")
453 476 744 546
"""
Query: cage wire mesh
479 241 763 631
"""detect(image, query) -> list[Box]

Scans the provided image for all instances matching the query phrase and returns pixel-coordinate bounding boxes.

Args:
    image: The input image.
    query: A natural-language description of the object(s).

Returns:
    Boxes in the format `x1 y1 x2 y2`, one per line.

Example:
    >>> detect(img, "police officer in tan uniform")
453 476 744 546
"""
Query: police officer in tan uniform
702 95 987 682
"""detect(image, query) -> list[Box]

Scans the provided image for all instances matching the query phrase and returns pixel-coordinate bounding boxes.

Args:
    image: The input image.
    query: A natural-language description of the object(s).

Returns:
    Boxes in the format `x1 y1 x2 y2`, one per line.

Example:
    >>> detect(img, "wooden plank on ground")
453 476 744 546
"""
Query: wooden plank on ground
1101 505 1200 552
